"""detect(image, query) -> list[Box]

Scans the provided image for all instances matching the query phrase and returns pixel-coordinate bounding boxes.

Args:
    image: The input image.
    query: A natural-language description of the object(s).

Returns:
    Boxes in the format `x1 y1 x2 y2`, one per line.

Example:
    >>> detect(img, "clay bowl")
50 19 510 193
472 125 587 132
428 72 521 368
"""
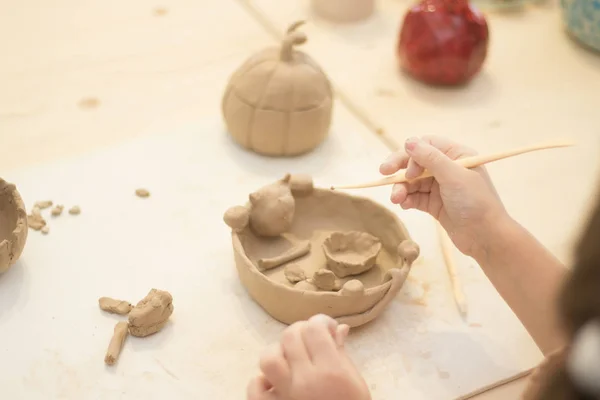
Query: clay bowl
323 231 382 278
0 179 28 274
227 178 419 328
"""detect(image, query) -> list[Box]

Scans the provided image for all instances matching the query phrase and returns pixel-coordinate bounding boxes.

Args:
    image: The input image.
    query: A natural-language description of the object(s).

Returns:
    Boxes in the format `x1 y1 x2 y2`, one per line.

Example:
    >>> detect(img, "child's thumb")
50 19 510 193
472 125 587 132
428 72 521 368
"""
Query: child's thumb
405 138 464 184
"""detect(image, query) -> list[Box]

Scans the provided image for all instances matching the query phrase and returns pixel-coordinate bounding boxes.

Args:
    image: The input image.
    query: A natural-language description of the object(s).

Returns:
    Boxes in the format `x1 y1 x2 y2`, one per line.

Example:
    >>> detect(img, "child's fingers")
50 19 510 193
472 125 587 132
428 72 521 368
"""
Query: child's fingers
380 152 409 175
335 324 350 347
391 184 408 204
401 193 430 212
302 314 339 364
281 322 311 371
259 344 291 392
246 375 276 400
405 157 424 180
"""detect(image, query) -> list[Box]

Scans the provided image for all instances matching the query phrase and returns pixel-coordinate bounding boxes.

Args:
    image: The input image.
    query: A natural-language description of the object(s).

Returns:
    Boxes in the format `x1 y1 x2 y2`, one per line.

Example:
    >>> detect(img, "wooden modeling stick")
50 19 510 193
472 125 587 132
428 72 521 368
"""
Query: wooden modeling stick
330 140 574 190
437 223 468 318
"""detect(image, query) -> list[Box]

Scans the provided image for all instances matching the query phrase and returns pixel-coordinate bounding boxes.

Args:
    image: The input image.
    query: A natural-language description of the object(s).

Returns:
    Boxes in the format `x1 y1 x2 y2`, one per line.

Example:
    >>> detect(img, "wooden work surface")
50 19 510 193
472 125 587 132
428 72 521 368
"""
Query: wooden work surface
0 0 598 399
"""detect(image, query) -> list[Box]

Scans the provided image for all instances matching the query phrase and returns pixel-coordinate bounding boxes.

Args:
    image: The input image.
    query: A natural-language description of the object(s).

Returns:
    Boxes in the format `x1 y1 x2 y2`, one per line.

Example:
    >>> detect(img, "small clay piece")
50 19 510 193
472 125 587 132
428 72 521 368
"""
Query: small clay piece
249 176 295 237
99 297 134 315
0 179 28 273
27 206 46 231
34 200 53 209
310 0 375 23
289 174 314 197
222 20 333 157
128 289 174 337
51 205 64 216
312 269 341 291
258 241 311 270
69 206 81 215
397 239 420 266
284 264 306 283
135 188 150 198
41 226 49 235
323 231 382 277
294 280 318 292
104 321 129 366
223 205 250 232
340 280 365 296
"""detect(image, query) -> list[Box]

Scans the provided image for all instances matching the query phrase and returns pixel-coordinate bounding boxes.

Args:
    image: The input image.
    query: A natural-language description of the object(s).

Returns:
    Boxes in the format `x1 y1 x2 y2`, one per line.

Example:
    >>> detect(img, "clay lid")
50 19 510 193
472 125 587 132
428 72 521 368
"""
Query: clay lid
229 21 333 112
0 179 28 273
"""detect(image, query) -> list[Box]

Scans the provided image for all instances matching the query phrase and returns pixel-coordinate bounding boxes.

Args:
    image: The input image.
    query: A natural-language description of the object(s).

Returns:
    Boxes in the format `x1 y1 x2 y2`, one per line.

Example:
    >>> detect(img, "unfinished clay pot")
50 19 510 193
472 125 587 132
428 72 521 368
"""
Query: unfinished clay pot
0 179 28 274
221 21 334 157
224 174 420 327
323 231 382 278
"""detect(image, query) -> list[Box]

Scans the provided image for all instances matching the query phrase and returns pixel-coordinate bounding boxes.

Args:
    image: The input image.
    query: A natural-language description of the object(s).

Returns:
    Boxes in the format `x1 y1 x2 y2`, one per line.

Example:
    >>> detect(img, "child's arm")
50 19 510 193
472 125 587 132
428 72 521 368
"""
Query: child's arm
474 215 568 355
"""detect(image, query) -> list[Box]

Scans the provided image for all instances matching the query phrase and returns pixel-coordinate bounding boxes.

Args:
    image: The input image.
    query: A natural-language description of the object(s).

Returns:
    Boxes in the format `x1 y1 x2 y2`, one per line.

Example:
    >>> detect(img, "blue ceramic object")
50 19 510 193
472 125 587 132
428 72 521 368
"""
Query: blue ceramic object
561 0 600 52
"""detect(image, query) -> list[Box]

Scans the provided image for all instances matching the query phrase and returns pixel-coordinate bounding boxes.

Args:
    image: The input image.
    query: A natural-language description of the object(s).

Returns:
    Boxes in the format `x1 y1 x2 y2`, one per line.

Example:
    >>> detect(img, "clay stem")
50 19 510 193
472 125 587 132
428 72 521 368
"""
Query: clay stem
258 241 311 270
437 223 468 318
330 140 575 190
104 321 129 366
280 21 307 61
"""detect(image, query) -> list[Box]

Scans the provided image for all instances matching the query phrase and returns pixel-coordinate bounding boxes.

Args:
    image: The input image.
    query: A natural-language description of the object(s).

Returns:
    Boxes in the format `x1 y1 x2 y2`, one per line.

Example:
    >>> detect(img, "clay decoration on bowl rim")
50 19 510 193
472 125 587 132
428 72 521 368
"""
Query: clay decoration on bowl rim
0 178 28 274
223 174 420 328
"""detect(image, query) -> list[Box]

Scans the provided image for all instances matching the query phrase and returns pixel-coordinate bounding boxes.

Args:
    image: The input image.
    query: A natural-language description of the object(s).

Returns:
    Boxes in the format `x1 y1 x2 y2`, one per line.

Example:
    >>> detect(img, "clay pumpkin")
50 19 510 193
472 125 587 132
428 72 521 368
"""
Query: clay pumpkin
222 21 334 157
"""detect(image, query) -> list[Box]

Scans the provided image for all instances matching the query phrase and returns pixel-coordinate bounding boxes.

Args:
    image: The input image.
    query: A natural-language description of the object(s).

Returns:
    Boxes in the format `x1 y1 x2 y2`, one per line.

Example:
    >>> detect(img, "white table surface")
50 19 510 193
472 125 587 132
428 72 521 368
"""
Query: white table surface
1 0 598 399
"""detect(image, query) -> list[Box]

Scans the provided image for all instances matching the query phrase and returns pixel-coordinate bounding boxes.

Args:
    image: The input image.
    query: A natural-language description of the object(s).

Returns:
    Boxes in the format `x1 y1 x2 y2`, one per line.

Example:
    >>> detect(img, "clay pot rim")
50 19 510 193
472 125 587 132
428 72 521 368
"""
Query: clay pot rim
322 231 382 269
0 179 28 270
232 187 413 298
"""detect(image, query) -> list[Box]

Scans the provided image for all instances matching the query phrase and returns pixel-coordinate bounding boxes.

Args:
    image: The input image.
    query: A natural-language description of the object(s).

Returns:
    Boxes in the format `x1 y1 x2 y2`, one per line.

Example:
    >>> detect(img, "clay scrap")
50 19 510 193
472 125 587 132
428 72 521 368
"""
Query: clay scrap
69 206 81 215
99 297 134 315
0 179 28 274
104 321 129 366
128 289 174 337
26 200 81 234
51 205 64 216
284 264 306 283
323 231 382 277
311 269 341 291
258 241 311 270
135 188 150 198
27 206 46 231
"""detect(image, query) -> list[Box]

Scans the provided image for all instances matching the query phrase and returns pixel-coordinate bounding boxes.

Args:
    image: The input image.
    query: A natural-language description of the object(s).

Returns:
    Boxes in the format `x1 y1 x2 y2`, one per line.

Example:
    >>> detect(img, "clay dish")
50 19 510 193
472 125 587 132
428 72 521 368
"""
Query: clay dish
323 231 382 278
0 179 28 274
224 175 420 328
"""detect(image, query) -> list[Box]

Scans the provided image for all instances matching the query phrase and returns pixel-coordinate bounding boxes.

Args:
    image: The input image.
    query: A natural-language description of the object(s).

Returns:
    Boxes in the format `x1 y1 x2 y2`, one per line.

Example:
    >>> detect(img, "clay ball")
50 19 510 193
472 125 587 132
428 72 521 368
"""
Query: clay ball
0 179 28 274
249 178 295 237
341 280 365 296
223 205 250 232
397 240 420 265
289 174 314 197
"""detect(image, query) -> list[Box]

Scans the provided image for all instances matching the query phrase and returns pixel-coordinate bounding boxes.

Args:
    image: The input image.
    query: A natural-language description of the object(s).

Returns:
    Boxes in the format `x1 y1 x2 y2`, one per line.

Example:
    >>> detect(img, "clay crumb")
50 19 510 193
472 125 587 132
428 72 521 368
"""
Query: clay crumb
437 368 450 379
27 207 46 231
99 297 134 315
105 321 129 366
311 269 340 291
41 226 50 235
78 97 100 110
469 322 483 328
51 205 64 216
69 206 81 215
35 200 53 209
284 264 306 283
153 7 168 16
135 188 150 198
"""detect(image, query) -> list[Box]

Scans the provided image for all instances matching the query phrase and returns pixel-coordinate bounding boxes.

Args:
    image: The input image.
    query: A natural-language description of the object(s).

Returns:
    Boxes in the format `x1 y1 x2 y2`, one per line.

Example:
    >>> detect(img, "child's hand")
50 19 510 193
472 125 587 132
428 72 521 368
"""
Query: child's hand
247 314 370 400
380 136 507 258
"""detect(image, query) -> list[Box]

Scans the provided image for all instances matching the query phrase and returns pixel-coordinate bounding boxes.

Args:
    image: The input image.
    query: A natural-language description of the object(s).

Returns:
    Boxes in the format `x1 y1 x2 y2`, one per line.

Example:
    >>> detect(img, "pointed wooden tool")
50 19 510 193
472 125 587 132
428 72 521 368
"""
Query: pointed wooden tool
330 140 575 190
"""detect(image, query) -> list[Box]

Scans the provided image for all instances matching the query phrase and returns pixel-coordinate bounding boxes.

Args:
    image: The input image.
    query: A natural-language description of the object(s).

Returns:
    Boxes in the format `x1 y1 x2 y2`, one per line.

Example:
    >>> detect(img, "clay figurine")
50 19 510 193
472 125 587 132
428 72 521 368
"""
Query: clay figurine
323 231 382 277
0 179 28 274
310 0 375 23
222 21 334 157
248 175 295 237
225 174 420 328
128 289 174 337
